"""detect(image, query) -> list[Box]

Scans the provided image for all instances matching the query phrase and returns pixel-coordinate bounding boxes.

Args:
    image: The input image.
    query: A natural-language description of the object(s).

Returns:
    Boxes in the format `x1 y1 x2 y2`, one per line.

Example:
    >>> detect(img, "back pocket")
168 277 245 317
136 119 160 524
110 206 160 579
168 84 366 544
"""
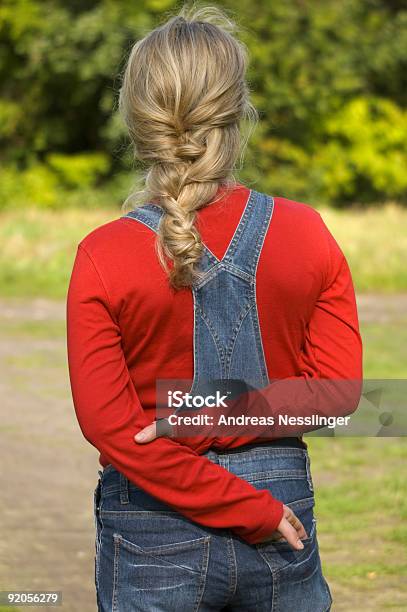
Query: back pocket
112 533 210 612
257 519 332 612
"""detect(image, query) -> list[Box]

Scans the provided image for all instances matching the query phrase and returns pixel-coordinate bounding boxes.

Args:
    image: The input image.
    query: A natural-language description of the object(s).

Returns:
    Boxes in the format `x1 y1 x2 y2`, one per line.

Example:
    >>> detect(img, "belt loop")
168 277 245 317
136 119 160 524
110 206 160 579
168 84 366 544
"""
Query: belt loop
119 472 130 504
305 452 314 493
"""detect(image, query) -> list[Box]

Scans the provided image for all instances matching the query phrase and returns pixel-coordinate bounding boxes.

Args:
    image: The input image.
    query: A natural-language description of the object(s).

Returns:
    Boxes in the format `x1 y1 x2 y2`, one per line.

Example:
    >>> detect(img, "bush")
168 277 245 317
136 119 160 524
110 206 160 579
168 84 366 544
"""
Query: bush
310 97 407 204
46 152 111 189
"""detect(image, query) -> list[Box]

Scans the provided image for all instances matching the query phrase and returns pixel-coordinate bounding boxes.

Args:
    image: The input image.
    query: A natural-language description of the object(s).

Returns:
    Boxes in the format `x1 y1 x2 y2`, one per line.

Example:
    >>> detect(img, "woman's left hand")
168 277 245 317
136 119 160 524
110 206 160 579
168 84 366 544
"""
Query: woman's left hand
134 418 172 443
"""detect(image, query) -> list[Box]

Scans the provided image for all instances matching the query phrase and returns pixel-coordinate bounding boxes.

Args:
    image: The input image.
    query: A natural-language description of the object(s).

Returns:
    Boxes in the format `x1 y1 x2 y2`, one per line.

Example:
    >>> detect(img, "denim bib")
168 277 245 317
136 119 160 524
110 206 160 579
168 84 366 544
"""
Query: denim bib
123 189 274 398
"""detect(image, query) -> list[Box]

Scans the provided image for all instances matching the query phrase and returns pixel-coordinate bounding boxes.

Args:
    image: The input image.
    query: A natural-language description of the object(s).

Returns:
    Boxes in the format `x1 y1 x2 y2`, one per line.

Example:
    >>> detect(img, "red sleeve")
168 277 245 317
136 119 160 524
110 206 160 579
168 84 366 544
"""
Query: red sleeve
299 212 363 380
173 213 364 446
255 212 364 437
66 244 284 544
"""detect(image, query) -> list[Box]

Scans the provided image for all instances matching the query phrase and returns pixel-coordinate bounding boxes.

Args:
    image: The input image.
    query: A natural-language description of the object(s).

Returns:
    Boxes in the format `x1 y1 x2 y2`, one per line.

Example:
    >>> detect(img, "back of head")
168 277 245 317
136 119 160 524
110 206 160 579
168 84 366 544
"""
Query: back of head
119 2 257 290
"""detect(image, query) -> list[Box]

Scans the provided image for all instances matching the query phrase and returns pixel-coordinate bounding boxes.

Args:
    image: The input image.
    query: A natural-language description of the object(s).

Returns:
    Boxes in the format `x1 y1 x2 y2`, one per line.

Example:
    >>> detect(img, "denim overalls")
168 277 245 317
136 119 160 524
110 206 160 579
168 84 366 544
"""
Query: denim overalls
93 189 333 611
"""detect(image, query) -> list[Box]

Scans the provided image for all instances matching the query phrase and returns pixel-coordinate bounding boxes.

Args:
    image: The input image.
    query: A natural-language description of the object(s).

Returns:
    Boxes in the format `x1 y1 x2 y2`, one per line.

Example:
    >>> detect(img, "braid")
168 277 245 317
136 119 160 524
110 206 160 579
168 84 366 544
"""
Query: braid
119 4 258 289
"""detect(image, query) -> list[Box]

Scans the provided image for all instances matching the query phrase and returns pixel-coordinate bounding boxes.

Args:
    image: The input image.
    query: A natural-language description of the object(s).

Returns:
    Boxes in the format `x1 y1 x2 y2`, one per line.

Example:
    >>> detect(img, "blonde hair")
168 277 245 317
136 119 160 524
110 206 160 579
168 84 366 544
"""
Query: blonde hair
119 2 258 289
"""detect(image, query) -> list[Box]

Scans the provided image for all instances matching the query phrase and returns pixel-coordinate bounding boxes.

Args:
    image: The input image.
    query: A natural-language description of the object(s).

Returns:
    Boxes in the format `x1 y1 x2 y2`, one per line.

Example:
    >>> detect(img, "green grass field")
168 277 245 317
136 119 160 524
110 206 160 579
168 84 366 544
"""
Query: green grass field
0 202 406 297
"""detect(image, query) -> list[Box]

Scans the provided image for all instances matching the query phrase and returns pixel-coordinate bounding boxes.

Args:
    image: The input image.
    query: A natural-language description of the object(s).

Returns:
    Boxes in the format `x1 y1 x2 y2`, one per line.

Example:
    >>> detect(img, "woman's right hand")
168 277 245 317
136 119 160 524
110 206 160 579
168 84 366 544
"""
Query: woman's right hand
260 504 308 550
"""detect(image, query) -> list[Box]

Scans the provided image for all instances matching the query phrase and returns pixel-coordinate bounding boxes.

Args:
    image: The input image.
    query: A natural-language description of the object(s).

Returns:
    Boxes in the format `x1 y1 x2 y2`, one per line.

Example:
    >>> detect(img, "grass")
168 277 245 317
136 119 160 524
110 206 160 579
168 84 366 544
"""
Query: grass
361 321 407 378
304 305 407 607
0 207 113 298
307 436 407 607
0 201 406 297
317 202 407 292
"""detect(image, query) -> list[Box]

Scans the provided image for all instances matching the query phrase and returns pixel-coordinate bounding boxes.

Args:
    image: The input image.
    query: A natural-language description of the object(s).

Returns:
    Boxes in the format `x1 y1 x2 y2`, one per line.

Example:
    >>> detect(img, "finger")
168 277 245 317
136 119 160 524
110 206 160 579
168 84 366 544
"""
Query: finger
287 514 307 539
134 422 157 443
267 530 285 542
279 519 305 551
295 520 308 540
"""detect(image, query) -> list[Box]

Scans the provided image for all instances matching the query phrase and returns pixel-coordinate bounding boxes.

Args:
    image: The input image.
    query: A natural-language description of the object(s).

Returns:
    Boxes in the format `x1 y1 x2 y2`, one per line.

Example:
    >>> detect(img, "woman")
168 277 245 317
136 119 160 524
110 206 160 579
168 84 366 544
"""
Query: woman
67 5 362 611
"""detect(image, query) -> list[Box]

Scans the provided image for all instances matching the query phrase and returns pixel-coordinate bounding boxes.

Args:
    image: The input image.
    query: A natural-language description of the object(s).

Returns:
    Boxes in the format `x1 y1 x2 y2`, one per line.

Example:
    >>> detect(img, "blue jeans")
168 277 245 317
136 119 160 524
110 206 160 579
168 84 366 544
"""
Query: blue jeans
93 443 333 611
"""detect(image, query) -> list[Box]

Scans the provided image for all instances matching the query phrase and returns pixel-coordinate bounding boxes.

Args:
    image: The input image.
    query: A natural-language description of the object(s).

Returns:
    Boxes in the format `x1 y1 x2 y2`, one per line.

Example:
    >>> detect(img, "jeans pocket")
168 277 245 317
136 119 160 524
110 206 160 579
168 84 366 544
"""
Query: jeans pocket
257 519 332 612
256 515 317 556
111 532 210 612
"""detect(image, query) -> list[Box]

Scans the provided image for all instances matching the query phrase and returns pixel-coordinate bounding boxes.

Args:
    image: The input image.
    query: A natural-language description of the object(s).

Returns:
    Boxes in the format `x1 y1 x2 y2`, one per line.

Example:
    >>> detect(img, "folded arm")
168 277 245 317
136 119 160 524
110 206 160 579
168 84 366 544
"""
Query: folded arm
66 244 284 545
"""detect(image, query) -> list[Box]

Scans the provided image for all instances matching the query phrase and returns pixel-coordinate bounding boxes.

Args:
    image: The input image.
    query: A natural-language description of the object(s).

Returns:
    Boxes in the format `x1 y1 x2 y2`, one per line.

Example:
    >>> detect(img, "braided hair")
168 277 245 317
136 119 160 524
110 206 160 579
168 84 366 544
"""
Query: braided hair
119 3 257 289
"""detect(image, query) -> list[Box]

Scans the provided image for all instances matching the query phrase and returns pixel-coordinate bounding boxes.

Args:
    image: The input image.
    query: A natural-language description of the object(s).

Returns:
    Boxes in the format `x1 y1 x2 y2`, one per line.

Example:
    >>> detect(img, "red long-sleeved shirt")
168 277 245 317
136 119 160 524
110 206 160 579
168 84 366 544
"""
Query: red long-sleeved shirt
66 182 363 544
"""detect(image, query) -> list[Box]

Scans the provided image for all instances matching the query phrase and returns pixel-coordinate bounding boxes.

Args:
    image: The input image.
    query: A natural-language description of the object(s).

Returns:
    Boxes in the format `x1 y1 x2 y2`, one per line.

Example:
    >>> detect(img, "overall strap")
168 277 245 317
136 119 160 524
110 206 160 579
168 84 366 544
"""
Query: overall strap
123 204 219 271
123 203 164 233
221 189 274 278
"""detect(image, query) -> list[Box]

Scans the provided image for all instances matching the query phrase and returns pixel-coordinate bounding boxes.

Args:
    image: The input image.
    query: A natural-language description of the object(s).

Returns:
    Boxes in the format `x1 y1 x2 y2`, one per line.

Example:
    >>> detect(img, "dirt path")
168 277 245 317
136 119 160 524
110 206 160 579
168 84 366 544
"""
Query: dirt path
0 294 405 611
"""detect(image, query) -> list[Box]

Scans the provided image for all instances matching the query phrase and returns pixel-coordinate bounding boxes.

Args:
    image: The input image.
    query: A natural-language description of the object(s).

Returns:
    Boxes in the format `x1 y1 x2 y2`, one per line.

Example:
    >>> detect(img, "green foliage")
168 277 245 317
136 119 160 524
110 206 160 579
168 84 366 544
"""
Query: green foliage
0 0 405 207
310 97 407 203
46 152 110 189
0 164 60 209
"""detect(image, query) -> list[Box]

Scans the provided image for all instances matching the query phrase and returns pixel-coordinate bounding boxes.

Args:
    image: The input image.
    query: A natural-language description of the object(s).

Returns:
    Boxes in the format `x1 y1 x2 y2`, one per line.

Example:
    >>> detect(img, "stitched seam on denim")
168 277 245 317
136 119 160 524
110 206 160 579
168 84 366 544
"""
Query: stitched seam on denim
102 486 137 498
242 469 307 480
226 536 238 600
125 210 160 233
285 556 321 586
120 534 210 558
287 497 315 510
194 261 254 290
100 510 182 518
248 287 268 385
254 546 274 611
224 189 257 262
222 188 253 262
112 533 120 612
193 262 224 289
305 453 314 492
193 538 211 612
225 448 308 459
322 577 333 609
272 566 278 612
246 476 310 486
119 472 129 504
198 302 224 349
200 242 221 265
274 544 319 585
114 533 211 574
223 190 269 276
225 297 252 349
225 302 253 377
198 307 226 374
187 287 198 396
222 262 254 283
253 195 274 383
250 195 272 275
